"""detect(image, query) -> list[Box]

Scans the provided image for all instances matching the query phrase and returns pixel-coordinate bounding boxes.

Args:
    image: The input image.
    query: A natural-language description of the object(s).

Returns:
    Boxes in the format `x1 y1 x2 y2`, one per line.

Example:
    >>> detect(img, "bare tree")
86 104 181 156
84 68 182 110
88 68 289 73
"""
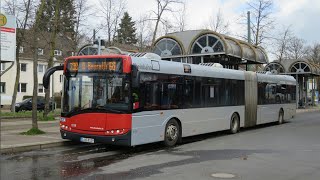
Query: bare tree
150 0 184 45
246 0 275 46
206 8 229 34
73 0 93 51
173 2 187 32
136 14 153 50
272 25 293 62
3 0 33 112
98 0 126 45
305 43 320 64
162 18 174 35
30 0 46 130
112 1 126 42
287 37 306 60
43 0 61 119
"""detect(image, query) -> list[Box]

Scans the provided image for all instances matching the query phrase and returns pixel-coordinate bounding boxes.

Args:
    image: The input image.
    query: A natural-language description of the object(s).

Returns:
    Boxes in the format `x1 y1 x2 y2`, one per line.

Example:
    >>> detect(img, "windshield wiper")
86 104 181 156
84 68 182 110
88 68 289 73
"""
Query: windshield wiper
65 106 125 116
65 107 82 116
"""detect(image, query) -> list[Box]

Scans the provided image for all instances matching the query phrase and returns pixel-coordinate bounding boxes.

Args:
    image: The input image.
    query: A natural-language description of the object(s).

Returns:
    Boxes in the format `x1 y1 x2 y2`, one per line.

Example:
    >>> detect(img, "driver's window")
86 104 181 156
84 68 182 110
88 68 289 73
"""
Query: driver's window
80 76 94 108
93 77 107 106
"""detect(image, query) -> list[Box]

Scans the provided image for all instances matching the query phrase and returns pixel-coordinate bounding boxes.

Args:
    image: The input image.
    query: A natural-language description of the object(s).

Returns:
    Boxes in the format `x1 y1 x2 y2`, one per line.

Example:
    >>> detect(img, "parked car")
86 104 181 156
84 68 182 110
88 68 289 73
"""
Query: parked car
15 98 55 112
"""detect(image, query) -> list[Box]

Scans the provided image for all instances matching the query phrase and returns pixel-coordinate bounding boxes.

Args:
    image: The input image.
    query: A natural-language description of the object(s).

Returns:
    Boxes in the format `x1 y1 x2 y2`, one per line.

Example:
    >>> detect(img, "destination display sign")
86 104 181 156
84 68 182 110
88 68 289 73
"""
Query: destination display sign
66 58 122 73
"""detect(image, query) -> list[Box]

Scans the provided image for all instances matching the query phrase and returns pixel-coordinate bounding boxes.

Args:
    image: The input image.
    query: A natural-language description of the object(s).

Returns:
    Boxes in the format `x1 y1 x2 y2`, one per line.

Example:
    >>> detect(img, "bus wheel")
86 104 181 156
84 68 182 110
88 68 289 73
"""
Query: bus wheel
278 109 284 124
164 119 180 147
230 113 240 134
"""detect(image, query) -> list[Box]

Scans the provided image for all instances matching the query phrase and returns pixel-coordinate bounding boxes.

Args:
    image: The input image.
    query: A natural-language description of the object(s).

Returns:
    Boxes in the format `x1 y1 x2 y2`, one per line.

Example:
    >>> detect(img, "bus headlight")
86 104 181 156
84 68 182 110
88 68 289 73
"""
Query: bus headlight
105 129 128 136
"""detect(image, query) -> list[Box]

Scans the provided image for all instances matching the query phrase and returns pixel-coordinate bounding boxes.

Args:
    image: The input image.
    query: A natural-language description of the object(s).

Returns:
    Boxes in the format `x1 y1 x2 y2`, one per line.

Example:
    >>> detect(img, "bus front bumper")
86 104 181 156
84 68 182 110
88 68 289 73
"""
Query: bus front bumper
60 129 131 146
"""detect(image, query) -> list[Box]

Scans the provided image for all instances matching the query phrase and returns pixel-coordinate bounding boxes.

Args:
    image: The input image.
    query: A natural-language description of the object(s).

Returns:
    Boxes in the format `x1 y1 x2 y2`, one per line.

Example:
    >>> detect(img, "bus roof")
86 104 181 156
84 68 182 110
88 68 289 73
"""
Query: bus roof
131 57 296 85
131 56 245 80
257 73 296 85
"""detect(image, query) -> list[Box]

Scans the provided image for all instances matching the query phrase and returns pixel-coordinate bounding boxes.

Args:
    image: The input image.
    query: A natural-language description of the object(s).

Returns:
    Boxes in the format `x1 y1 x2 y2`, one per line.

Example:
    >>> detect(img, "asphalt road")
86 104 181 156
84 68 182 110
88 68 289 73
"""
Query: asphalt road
1 111 320 180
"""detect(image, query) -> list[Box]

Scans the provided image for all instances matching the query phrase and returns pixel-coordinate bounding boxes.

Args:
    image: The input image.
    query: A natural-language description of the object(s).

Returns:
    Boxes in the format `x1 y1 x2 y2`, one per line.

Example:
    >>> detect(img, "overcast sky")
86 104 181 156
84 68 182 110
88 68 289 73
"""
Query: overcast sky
3 0 316 60
115 0 319 60
125 0 320 42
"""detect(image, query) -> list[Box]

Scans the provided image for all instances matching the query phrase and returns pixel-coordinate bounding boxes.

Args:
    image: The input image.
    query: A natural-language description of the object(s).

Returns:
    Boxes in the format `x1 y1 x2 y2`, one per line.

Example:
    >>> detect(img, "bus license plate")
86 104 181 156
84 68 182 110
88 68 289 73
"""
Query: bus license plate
80 137 95 143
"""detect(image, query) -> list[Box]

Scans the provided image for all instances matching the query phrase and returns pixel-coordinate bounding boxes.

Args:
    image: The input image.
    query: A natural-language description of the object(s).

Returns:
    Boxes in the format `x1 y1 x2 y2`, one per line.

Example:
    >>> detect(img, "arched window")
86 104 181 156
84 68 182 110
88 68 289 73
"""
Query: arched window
78 45 98 55
191 34 224 54
153 38 182 57
290 62 311 73
264 62 285 74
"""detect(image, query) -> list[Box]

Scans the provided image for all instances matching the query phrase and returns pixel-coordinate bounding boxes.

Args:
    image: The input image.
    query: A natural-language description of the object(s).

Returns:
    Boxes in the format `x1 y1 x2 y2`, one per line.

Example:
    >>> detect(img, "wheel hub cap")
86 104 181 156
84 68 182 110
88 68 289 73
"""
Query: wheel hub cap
166 125 178 141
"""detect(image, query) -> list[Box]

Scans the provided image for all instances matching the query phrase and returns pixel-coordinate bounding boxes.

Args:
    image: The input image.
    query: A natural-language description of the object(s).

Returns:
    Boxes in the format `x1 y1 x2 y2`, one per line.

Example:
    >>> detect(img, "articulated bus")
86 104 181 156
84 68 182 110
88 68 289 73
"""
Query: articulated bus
43 54 296 147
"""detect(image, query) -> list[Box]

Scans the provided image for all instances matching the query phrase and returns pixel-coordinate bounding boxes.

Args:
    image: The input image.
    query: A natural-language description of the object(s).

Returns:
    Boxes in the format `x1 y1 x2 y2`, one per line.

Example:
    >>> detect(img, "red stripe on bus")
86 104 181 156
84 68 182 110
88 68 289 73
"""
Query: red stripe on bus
106 113 132 130
61 113 132 135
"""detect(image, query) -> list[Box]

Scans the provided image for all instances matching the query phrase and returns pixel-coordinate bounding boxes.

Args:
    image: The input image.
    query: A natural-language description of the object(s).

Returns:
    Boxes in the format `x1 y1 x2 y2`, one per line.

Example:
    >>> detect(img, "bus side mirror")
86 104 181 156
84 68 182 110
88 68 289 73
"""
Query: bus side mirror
132 65 140 88
43 65 64 89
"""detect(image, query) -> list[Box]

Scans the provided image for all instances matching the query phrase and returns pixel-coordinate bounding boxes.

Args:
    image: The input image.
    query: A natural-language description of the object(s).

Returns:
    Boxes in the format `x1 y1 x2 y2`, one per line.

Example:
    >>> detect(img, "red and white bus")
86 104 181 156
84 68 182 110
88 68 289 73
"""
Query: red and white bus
43 53 296 146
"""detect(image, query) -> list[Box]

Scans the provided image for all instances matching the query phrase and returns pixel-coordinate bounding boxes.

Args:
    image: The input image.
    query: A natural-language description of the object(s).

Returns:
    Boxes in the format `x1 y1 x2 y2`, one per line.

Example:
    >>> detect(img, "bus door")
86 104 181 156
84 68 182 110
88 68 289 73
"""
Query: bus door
144 81 161 110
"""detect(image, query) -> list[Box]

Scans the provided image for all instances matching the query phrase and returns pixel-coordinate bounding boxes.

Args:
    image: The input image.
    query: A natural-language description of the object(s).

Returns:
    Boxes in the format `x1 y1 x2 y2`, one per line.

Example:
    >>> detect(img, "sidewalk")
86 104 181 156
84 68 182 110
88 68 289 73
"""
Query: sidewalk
1 107 319 154
1 118 71 153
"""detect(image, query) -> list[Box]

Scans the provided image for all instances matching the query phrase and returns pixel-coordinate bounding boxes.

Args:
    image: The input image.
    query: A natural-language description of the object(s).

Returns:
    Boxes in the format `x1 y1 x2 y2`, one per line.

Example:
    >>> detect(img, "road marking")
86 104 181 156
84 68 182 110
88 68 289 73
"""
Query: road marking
211 173 235 178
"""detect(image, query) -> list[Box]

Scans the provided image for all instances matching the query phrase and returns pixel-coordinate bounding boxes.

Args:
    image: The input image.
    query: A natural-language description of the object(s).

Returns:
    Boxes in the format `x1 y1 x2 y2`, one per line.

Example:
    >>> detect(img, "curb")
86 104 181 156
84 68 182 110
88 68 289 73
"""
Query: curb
0 140 77 154
296 108 320 113
1 116 60 120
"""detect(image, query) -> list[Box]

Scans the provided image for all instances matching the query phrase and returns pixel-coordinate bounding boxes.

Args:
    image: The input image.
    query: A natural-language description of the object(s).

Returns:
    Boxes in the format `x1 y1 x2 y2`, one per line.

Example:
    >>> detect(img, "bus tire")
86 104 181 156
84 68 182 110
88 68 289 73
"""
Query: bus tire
230 113 240 134
278 109 284 124
164 119 180 147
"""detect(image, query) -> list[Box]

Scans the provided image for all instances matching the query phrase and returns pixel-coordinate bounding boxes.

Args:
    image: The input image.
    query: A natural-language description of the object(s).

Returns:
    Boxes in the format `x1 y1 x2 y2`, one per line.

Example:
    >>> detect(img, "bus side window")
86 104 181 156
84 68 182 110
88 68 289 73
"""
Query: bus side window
184 79 194 108
286 85 296 103
138 73 161 111
144 82 160 110
258 82 266 105
276 84 286 103
193 77 202 107
160 75 183 110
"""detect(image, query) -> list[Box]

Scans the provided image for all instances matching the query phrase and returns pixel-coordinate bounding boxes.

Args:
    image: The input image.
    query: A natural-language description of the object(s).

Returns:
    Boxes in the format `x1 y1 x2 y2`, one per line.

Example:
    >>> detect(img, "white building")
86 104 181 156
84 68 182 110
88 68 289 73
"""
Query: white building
1 59 64 106
1 30 74 108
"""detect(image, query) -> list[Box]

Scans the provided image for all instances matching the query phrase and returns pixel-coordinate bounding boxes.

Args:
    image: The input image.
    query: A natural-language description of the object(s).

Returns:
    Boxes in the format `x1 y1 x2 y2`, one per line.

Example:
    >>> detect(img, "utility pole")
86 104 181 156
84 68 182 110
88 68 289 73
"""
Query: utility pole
247 11 257 71
247 11 251 44
93 29 96 41
98 37 101 55
245 11 251 71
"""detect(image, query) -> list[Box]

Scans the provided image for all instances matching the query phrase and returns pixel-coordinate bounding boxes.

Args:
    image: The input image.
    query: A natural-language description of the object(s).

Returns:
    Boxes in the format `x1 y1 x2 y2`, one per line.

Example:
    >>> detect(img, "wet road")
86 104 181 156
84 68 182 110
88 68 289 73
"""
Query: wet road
1 111 320 180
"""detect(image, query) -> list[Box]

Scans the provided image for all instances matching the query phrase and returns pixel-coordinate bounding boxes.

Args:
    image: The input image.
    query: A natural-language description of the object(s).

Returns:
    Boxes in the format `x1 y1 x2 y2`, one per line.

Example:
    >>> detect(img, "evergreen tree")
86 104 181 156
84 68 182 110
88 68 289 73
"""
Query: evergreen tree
116 12 137 45
60 0 76 34
38 0 76 35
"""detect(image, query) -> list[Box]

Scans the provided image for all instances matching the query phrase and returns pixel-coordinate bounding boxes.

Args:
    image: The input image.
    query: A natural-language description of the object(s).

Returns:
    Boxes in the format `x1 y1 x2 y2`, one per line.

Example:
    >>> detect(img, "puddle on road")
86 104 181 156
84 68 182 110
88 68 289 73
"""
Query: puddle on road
62 148 275 180
88 149 275 180
1 143 165 179
0 145 124 180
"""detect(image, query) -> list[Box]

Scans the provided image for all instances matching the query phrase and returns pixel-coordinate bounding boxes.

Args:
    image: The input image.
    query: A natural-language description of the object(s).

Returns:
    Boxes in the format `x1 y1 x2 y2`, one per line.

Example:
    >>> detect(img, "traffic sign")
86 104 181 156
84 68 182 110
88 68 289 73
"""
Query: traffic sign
0 13 16 62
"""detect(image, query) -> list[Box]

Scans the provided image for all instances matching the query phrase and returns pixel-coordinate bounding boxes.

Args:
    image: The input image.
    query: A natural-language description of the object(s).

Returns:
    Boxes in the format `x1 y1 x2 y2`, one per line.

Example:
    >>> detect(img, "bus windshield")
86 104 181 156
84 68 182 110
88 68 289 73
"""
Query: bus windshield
62 73 131 116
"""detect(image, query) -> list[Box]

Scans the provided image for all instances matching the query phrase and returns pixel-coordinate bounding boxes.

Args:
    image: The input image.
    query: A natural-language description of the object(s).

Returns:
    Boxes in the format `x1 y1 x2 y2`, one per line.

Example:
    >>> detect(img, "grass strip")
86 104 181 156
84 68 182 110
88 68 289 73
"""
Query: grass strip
20 128 46 135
